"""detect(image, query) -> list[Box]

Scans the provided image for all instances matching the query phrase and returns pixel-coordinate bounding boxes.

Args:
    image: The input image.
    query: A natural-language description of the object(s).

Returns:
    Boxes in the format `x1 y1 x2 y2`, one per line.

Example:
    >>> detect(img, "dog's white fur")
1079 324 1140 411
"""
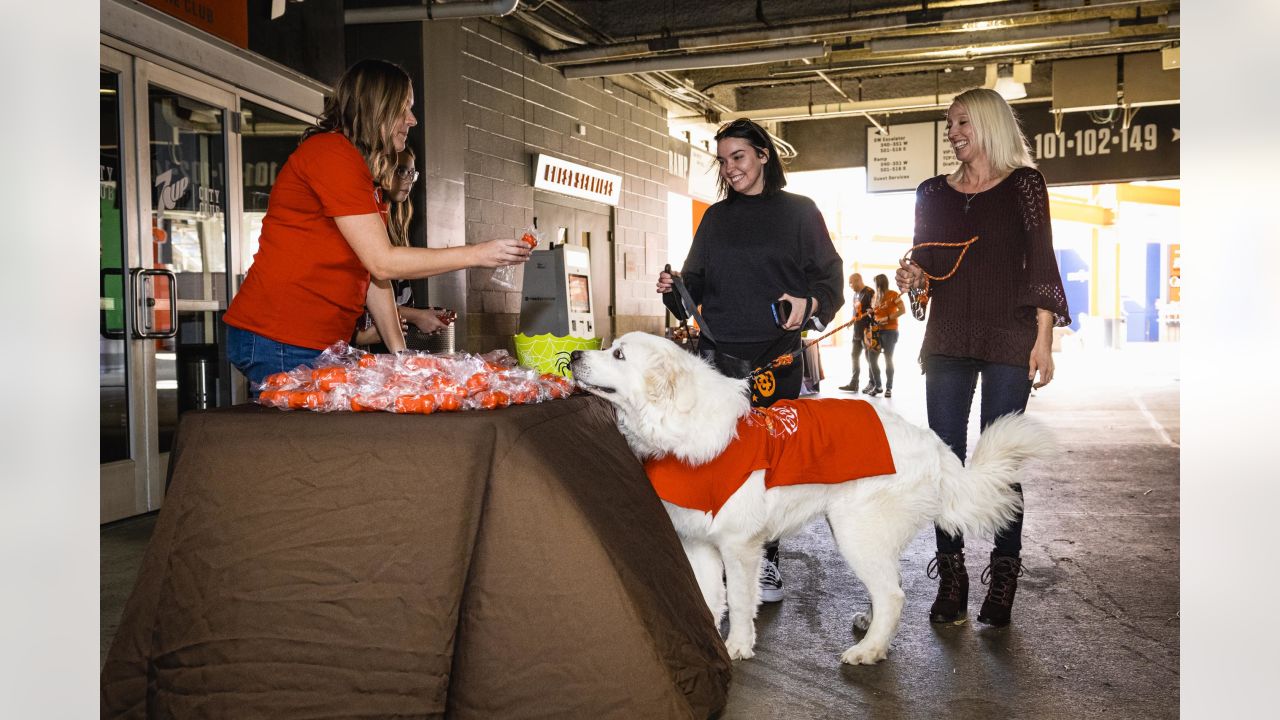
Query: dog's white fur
571 332 1054 665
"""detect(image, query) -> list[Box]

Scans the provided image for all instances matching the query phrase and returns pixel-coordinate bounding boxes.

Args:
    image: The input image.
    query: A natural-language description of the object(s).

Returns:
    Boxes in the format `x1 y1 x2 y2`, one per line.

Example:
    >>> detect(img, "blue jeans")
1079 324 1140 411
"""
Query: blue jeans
867 329 899 390
924 354 1032 557
225 324 323 395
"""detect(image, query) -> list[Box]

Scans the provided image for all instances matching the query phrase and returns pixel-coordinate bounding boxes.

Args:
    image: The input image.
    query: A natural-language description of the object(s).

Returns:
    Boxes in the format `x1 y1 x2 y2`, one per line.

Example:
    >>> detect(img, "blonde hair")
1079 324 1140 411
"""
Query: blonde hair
951 88 1036 173
381 147 416 247
304 59 412 187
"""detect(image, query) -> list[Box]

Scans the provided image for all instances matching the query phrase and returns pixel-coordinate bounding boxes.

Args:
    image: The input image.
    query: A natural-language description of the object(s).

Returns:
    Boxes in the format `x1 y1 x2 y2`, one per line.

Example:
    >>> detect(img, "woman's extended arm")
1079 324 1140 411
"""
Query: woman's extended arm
365 280 405 353
335 214 531 281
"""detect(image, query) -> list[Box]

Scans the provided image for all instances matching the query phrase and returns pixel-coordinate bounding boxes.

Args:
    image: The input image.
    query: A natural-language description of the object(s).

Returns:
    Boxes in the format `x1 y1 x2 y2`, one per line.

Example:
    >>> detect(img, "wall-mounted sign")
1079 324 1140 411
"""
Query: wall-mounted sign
138 0 248 48
866 122 935 192
688 147 719 202
866 102 1179 192
532 153 622 206
936 121 959 177
1019 102 1179 185
1168 243 1181 303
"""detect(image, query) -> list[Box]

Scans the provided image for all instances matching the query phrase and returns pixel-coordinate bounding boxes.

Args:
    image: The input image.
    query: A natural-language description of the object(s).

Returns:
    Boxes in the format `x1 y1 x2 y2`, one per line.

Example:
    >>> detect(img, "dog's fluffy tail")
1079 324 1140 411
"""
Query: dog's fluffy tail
934 413 1056 540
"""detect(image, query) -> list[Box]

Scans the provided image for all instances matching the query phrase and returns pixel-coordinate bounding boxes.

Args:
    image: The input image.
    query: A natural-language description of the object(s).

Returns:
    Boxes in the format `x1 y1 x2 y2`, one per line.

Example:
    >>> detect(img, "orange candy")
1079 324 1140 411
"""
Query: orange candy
394 394 437 414
403 355 441 372
311 366 349 391
464 373 490 395
475 390 511 410
520 232 538 248
432 392 463 412
285 391 327 410
358 354 377 368
263 372 296 389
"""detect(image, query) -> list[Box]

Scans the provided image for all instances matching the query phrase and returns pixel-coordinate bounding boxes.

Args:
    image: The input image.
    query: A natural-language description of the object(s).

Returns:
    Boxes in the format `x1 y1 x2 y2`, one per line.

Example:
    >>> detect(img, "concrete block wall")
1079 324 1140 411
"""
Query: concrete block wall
457 19 669 353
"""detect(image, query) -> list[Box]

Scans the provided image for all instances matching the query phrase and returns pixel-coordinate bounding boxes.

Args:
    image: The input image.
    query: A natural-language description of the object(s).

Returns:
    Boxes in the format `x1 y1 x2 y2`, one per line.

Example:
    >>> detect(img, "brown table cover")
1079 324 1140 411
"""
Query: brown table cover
101 396 730 719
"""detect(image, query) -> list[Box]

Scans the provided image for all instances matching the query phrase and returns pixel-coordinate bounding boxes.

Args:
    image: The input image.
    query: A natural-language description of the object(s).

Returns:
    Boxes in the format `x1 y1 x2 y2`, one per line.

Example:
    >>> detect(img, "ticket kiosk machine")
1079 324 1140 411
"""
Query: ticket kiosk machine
519 244 595 339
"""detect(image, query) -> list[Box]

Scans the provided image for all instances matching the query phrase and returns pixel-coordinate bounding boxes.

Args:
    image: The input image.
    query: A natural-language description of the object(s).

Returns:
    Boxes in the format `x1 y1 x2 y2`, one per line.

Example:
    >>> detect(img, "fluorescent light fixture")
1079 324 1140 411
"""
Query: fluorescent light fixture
994 75 1027 100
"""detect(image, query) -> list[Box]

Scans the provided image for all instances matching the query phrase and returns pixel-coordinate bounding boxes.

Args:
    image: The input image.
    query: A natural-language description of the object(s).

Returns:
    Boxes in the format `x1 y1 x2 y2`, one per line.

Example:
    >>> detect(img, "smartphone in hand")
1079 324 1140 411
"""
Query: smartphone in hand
770 299 792 328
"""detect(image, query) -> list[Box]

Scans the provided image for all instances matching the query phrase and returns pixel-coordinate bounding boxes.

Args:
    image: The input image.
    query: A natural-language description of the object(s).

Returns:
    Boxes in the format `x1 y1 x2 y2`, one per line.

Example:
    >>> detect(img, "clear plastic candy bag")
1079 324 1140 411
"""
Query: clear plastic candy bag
489 226 541 291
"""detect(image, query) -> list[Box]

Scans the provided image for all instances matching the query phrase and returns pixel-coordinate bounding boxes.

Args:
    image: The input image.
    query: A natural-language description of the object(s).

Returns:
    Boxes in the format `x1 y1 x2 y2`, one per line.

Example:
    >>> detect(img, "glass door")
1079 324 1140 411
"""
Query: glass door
101 47 145 521
101 51 241 522
101 45 316 522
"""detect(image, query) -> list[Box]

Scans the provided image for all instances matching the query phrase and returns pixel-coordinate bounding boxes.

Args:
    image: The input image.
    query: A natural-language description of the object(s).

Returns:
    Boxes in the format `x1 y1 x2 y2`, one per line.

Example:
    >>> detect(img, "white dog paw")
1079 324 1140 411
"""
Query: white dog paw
725 637 756 660
851 612 871 632
840 643 887 666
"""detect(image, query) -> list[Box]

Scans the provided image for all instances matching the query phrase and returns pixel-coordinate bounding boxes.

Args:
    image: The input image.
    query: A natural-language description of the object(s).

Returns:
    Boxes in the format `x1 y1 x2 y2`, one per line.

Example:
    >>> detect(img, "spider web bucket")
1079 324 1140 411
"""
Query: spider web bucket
513 333 601 378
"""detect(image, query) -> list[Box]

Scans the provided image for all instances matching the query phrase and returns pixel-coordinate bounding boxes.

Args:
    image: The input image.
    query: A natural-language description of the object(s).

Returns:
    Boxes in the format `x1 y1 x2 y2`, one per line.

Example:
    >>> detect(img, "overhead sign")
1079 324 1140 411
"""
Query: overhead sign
866 122 935 192
865 102 1179 192
1019 102 1179 185
138 0 248 48
533 154 622 206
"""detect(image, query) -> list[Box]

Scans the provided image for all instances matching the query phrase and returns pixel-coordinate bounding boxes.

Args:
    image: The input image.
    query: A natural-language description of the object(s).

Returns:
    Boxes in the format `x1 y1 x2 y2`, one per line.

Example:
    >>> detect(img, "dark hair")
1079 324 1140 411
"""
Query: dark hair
873 273 890 304
713 118 787 199
304 59 413 185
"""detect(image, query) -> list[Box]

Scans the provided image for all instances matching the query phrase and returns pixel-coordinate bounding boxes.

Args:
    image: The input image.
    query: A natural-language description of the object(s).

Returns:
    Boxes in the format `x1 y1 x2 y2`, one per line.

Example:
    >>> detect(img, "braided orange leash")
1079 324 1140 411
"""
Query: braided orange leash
903 235 978 320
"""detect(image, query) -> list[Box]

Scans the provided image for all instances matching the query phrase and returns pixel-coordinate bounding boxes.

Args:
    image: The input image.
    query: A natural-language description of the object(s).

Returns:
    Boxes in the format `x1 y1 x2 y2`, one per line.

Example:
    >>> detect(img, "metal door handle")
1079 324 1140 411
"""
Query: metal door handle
131 268 179 339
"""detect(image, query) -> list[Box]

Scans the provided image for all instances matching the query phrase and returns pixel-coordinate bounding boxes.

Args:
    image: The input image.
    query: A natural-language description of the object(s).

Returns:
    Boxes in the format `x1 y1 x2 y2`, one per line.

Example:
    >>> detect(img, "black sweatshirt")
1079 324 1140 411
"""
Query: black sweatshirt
667 190 845 344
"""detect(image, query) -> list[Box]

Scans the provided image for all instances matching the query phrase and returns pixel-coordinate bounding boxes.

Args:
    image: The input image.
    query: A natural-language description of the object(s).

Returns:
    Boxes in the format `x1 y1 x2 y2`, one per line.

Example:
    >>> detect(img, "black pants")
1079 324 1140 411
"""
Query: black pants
924 355 1032 557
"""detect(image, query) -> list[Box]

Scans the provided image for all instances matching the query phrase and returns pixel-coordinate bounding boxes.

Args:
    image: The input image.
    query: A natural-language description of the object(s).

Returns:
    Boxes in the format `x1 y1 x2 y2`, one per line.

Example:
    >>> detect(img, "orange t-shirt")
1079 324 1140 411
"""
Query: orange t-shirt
644 399 896 516
873 290 903 331
224 132 383 350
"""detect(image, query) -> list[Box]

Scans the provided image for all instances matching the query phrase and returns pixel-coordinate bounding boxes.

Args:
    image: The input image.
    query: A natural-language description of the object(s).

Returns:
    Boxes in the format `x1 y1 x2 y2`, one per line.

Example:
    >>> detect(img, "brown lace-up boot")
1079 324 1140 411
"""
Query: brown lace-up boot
977 552 1024 627
927 551 969 624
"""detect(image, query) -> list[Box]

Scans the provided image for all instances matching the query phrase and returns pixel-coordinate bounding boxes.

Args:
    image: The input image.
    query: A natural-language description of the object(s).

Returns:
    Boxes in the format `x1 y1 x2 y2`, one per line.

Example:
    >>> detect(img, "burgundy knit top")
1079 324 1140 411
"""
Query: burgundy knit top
911 167 1070 368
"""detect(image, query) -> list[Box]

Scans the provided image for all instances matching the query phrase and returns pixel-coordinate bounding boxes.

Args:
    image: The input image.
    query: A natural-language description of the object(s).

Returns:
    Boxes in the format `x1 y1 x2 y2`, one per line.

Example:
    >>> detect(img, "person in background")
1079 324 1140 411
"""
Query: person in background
351 146 454 352
897 87 1069 627
839 272 875 393
863 273 905 398
656 118 845 605
223 59 530 389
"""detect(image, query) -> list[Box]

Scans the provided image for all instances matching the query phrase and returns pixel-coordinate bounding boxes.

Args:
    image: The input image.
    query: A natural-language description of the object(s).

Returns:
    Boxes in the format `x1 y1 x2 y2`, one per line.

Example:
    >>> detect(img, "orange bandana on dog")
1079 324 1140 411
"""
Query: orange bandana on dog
644 399 897 516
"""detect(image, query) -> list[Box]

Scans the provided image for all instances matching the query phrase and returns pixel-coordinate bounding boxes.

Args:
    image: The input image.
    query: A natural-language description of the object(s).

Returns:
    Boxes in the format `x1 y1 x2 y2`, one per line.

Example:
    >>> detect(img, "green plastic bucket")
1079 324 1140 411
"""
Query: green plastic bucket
513 333 602 378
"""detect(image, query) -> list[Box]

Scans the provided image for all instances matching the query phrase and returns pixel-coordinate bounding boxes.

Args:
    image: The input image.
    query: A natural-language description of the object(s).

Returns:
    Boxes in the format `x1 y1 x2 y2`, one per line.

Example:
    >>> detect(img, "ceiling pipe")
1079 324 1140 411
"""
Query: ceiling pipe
723 94 1053 124
801 58 886 135
345 0 520 25
868 18 1115 54
562 43 828 80
539 0 1160 67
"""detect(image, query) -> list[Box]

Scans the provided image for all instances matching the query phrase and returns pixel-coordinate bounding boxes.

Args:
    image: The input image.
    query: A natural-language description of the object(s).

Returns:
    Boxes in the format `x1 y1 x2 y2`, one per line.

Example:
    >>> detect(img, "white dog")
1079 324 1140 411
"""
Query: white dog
570 332 1054 665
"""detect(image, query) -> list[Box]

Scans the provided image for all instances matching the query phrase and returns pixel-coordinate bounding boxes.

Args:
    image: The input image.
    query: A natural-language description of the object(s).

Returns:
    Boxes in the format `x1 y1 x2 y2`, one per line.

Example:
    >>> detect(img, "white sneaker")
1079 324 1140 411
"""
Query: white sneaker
759 556 784 603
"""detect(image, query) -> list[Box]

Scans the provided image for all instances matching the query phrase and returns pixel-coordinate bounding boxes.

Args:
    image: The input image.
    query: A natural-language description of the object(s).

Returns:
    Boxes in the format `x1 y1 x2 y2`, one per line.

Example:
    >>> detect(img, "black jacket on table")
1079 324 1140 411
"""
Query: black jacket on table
665 190 845 343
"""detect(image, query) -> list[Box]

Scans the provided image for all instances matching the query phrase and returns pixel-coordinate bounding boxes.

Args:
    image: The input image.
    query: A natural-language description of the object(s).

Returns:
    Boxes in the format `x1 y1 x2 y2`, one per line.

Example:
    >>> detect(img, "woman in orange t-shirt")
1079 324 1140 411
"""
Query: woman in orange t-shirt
223 59 530 390
864 273 905 397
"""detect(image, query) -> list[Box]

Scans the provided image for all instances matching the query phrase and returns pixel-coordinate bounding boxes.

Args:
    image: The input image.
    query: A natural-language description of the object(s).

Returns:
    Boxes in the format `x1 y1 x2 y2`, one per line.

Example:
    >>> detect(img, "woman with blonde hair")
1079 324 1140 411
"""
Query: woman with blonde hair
897 87 1069 627
224 59 529 387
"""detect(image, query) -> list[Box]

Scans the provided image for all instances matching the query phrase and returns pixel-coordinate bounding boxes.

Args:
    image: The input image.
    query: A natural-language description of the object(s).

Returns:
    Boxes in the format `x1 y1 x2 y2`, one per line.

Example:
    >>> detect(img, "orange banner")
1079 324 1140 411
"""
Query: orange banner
138 0 248 48
1168 243 1181 303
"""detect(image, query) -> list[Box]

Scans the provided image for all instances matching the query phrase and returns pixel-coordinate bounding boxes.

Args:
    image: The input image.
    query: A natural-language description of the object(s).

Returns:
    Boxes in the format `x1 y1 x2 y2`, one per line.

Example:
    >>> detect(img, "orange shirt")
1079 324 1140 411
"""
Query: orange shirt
873 290 903 331
644 399 896 516
224 132 383 350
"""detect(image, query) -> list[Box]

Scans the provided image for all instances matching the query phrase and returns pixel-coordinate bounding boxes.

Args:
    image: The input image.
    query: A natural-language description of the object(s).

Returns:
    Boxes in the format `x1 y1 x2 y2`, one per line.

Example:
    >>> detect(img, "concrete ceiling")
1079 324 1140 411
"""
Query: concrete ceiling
505 0 1179 132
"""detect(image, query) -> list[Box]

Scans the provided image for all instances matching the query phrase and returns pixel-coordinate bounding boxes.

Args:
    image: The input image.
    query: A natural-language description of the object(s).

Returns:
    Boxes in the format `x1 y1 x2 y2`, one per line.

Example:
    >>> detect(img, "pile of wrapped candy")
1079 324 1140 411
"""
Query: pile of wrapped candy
256 342 576 413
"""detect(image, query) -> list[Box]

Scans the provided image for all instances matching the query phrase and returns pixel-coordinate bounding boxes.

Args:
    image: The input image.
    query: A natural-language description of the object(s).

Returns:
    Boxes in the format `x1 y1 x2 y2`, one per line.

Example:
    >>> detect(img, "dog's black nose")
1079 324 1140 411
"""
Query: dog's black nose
570 350 583 362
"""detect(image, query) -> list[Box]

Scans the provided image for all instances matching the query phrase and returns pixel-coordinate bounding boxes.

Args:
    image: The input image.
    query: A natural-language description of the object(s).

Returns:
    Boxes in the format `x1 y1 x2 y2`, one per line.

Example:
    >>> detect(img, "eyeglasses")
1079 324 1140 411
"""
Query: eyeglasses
394 165 419 183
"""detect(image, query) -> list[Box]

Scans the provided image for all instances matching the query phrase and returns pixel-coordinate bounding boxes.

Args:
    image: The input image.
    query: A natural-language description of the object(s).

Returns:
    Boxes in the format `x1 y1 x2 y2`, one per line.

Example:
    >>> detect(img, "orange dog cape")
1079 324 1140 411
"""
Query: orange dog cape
643 398 897 516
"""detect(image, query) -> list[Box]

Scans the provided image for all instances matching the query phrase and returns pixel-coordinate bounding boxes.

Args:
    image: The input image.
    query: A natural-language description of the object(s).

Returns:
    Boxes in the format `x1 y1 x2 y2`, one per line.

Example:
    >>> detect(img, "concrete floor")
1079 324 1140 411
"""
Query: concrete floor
101 339 1179 719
